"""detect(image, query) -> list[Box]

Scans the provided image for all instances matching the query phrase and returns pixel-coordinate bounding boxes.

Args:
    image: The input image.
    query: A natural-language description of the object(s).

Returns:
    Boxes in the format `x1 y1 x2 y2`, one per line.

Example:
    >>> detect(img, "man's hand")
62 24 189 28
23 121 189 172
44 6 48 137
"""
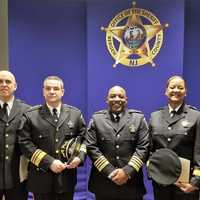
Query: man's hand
111 168 129 185
49 159 67 173
66 157 81 169
175 182 198 193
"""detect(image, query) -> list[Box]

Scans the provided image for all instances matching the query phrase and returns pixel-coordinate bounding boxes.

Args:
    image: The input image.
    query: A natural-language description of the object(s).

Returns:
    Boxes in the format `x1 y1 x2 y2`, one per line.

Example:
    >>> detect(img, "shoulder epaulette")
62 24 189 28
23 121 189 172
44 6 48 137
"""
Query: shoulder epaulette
94 109 107 114
151 107 165 113
128 109 142 114
65 104 80 112
27 105 42 112
15 98 25 103
15 98 29 106
150 107 164 115
188 105 199 111
158 106 165 110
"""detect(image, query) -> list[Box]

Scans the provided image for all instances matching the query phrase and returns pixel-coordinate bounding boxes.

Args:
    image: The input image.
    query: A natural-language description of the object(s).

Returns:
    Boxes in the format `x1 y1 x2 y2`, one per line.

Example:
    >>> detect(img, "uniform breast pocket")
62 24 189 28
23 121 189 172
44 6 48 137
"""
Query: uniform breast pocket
123 135 137 146
173 130 192 141
97 135 112 147
172 126 195 140
64 131 76 140
98 136 113 152
152 131 160 135
34 131 49 142
121 136 136 152
99 136 111 142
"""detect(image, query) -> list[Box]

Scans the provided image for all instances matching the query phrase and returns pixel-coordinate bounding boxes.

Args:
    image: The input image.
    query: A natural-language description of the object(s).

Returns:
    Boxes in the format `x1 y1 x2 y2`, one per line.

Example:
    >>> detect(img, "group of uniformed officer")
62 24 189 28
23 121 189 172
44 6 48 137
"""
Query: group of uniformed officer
0 70 200 200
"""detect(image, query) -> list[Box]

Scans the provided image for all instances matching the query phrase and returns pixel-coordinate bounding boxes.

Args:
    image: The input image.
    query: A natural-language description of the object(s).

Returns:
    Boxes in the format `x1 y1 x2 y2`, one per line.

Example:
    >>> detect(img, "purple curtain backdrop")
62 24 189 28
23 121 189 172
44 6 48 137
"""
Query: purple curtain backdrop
8 0 200 200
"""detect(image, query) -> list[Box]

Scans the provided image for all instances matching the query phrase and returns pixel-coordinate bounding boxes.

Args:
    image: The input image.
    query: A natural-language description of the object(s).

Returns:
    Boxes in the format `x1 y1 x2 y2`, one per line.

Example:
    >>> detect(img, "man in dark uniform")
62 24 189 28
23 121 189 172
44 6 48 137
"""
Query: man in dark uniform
87 85 149 200
18 76 86 200
0 70 30 200
149 75 200 200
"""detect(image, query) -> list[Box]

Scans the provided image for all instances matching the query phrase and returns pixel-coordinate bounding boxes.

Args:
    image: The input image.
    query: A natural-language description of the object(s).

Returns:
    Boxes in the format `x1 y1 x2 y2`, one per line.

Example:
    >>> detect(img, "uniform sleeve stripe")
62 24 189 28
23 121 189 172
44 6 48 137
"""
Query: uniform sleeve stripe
128 155 143 172
31 149 41 164
31 149 47 167
130 158 142 166
131 164 140 172
35 151 47 167
94 156 109 171
94 155 104 166
128 161 141 171
132 156 143 165
97 160 109 172
95 158 107 168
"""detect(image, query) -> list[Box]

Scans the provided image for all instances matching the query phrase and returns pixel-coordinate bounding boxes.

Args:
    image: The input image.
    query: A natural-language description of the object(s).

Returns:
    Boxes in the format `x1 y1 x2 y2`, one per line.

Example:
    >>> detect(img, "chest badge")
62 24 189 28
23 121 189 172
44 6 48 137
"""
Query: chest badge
129 124 136 134
181 120 190 128
67 120 74 129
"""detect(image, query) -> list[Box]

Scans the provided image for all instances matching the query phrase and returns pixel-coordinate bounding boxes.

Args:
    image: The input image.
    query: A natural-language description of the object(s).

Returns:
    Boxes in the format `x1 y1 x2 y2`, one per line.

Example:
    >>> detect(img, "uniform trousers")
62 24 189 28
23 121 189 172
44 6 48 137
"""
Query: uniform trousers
152 182 199 200
0 181 28 200
33 192 74 200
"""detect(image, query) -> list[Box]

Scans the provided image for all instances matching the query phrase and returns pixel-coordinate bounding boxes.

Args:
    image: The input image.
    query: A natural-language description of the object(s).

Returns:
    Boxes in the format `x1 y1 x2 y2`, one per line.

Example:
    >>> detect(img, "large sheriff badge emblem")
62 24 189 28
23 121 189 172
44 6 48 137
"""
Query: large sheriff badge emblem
101 2 169 68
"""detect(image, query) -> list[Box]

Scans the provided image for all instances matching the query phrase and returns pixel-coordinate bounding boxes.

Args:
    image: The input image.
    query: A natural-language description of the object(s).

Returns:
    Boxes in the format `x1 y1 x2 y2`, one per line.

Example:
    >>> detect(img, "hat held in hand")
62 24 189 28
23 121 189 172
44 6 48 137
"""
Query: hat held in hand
147 148 182 185
60 136 81 163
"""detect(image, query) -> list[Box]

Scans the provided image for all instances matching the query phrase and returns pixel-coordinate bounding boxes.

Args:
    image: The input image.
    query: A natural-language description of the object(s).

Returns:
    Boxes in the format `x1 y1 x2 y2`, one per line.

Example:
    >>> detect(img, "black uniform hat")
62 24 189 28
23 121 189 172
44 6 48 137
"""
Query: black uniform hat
60 136 82 164
147 148 182 185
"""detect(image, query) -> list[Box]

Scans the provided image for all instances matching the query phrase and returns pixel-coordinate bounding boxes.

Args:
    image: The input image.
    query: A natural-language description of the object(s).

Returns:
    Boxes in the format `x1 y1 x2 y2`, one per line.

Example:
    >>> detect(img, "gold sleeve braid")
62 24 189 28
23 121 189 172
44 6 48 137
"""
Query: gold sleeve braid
31 149 47 167
128 155 143 172
94 155 110 172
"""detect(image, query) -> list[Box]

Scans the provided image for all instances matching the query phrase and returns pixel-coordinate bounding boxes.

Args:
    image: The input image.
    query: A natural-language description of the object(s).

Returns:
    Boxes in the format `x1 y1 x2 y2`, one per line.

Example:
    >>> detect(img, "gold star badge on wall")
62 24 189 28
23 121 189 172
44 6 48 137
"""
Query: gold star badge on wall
101 1 169 68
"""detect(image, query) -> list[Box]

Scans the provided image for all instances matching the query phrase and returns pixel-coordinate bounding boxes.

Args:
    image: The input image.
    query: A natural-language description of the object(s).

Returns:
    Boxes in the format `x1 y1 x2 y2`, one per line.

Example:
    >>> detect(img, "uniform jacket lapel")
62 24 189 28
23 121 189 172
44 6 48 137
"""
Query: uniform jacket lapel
105 111 118 132
118 110 130 132
162 104 186 125
39 104 57 127
0 106 7 122
40 104 70 128
104 110 130 133
57 104 70 129
0 98 20 123
8 98 19 122
162 106 171 124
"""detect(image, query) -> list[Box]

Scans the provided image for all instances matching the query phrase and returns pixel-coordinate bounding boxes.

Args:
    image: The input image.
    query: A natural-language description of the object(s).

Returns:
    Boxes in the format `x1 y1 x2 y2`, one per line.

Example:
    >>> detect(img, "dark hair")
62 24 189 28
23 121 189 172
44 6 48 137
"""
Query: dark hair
166 75 186 88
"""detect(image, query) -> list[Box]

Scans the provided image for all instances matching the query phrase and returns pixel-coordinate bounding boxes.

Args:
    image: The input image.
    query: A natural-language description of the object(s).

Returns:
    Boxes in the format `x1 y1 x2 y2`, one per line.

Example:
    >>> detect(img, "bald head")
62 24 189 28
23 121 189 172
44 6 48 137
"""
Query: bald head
0 70 17 102
107 85 127 114
108 86 127 97
0 70 16 83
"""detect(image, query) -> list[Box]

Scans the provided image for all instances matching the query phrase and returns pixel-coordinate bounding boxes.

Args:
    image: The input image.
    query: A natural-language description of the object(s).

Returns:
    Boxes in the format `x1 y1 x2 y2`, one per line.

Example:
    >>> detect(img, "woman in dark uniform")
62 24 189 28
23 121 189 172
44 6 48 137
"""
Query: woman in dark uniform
149 75 200 200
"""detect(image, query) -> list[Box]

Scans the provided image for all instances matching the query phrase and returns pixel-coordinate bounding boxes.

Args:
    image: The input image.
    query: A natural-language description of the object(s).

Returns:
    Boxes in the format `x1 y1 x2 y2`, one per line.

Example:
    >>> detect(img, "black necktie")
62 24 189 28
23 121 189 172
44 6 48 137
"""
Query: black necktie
52 108 59 123
3 103 8 118
115 114 120 122
170 110 176 118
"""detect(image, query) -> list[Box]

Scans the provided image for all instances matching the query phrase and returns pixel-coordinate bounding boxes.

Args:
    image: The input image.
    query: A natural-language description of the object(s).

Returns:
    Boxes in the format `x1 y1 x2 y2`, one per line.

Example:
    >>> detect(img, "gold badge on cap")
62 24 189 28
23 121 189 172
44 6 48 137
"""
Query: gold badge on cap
129 124 136 134
181 120 190 128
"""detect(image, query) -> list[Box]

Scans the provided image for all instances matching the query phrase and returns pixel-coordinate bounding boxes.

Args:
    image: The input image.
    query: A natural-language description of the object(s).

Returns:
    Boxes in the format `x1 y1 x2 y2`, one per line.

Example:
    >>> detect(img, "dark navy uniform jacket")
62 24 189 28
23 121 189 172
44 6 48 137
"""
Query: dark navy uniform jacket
87 109 149 198
149 104 200 188
0 98 30 189
18 104 86 194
